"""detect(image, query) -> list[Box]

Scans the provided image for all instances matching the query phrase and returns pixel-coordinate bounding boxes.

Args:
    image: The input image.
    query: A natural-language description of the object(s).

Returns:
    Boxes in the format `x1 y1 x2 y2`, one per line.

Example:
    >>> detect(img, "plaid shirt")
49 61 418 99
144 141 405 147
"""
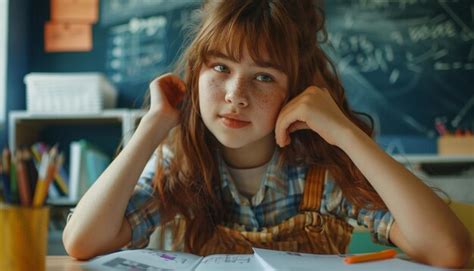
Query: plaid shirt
125 150 394 249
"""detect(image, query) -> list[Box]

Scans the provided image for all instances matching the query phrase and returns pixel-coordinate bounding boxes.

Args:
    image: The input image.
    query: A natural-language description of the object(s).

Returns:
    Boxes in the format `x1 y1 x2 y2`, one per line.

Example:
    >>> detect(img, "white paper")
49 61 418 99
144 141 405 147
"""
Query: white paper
82 249 203 271
194 254 262 271
253 248 448 271
82 248 450 271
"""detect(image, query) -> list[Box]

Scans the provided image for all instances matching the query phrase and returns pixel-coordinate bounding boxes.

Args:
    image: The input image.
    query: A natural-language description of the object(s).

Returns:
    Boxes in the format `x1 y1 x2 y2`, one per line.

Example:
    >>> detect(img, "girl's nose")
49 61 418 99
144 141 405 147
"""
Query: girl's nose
225 77 249 107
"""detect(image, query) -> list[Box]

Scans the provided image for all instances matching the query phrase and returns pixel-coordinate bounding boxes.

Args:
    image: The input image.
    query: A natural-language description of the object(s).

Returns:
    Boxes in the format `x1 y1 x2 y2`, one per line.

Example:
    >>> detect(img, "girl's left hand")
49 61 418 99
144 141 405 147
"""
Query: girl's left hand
275 85 356 148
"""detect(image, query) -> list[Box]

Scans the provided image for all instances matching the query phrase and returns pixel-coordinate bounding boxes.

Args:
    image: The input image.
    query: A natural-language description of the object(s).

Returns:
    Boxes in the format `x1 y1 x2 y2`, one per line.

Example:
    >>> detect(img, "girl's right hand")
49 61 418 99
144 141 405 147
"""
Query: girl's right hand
146 73 186 128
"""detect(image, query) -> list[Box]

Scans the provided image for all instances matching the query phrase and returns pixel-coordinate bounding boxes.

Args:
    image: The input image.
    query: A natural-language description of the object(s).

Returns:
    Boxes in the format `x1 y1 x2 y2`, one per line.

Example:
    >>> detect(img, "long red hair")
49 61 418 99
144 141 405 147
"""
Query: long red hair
151 0 387 254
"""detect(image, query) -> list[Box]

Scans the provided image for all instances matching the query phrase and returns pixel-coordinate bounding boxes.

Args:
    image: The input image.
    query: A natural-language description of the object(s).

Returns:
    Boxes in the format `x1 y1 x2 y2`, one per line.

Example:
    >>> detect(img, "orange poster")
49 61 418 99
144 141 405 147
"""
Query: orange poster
51 0 99 23
44 22 93 52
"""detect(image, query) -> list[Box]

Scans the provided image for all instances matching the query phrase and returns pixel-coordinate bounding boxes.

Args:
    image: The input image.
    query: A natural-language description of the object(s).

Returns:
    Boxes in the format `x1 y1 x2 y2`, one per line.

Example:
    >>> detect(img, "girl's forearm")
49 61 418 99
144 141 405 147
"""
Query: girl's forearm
63 112 172 257
337 127 471 265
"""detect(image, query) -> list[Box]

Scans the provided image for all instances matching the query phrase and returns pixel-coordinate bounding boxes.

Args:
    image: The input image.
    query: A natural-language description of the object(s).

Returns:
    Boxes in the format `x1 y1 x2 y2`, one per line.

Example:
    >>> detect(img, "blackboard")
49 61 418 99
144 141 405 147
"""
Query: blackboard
102 0 200 107
100 0 199 26
102 0 473 136
29 0 473 138
323 0 474 136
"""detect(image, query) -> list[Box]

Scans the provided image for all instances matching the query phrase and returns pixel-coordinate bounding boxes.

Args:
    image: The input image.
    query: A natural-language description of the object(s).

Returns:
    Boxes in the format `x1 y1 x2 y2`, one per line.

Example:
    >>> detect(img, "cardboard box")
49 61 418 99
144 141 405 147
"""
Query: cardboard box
437 135 474 155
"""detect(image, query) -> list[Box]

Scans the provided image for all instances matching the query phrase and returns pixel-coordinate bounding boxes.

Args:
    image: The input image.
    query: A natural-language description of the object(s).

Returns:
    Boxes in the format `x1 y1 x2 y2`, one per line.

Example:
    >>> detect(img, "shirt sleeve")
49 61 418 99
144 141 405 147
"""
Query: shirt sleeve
320 176 395 246
124 153 162 249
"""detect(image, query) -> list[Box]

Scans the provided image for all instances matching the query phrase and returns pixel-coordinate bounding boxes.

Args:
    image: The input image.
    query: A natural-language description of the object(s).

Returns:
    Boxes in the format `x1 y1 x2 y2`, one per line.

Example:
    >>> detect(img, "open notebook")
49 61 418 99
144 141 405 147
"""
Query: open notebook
82 247 447 271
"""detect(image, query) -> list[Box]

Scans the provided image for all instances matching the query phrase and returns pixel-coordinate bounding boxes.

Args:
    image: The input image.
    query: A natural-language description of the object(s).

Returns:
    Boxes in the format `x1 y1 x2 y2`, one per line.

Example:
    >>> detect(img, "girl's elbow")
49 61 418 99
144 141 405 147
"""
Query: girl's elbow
62 228 96 260
448 226 473 268
440 242 472 269
448 237 472 269
427 235 473 268
64 243 95 261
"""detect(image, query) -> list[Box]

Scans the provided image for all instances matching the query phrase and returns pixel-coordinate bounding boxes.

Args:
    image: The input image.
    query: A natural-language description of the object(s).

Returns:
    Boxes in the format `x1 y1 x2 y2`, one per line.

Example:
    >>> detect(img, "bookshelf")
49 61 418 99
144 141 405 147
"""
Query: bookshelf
392 154 474 177
391 154 474 208
8 109 147 151
9 109 147 205
8 109 146 255
393 154 474 164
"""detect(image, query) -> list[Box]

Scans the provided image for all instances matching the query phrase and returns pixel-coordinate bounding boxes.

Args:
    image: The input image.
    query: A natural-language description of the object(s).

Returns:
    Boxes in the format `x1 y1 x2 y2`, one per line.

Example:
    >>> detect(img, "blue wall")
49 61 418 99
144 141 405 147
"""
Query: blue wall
1 0 30 147
1 0 107 147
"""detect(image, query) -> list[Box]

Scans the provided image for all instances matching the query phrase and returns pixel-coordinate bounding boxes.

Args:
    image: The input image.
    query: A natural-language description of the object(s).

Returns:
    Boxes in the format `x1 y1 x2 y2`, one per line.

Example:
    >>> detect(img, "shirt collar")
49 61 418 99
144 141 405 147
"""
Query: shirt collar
219 158 242 204
259 149 288 195
218 149 289 203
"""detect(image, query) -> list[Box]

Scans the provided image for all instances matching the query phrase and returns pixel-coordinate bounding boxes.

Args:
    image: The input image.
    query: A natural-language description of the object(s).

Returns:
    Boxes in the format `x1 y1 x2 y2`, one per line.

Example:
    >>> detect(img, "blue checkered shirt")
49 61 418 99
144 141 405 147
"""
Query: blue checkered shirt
125 150 394 249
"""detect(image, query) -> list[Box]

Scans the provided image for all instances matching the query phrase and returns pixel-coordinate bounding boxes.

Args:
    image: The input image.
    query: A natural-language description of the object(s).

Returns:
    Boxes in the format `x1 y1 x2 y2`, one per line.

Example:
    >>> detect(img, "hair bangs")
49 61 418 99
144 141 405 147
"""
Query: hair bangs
199 8 297 80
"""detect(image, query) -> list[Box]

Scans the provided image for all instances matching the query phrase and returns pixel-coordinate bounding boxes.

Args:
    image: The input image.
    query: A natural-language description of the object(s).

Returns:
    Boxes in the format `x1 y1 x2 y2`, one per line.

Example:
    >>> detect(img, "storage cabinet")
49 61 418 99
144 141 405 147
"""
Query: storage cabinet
8 109 146 151
8 109 145 255
392 154 474 205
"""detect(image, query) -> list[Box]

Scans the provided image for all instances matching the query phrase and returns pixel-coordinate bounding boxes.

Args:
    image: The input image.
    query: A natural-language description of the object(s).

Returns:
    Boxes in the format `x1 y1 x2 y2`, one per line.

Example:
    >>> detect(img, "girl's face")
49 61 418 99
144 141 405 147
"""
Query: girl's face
198 47 289 150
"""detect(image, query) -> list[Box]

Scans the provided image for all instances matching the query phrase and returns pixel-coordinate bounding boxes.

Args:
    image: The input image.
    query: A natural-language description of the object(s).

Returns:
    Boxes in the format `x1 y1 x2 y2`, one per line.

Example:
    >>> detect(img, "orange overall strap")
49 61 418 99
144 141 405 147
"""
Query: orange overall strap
299 166 326 212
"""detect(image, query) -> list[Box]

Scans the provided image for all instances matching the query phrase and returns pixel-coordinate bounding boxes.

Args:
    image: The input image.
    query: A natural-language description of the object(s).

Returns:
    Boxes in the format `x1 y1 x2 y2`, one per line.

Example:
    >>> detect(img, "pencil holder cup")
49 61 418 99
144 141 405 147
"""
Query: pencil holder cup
437 135 474 155
0 204 49 271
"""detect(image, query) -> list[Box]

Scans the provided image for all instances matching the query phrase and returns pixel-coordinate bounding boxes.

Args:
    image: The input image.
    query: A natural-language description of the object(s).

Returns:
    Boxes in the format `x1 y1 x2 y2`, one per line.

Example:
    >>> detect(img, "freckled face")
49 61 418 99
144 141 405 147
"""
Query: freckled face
198 48 289 150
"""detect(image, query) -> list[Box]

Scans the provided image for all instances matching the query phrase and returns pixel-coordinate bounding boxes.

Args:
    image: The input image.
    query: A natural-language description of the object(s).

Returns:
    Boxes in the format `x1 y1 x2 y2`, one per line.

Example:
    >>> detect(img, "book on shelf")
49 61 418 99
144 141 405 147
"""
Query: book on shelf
82 247 442 271
69 140 111 203
30 142 69 202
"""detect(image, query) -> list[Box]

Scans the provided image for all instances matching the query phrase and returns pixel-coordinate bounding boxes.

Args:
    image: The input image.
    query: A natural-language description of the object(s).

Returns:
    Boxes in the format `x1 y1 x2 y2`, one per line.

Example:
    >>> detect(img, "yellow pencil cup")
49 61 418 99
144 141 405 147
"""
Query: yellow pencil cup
0 204 49 271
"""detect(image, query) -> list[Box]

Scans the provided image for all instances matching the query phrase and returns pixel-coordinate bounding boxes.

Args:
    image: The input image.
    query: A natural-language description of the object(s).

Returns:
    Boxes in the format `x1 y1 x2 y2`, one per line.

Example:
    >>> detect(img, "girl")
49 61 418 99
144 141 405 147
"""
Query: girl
63 0 471 267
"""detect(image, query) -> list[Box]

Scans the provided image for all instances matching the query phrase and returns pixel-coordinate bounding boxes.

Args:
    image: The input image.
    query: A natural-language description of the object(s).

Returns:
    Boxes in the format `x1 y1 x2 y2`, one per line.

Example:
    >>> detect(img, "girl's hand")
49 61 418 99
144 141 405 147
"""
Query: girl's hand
145 73 186 128
275 86 356 148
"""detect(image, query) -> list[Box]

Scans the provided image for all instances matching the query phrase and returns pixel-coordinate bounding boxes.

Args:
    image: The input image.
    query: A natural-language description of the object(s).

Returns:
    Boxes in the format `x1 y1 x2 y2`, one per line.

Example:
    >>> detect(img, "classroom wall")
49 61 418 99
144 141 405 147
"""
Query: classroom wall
26 0 198 109
3 0 474 154
28 1 107 74
1 0 30 146
0 0 7 127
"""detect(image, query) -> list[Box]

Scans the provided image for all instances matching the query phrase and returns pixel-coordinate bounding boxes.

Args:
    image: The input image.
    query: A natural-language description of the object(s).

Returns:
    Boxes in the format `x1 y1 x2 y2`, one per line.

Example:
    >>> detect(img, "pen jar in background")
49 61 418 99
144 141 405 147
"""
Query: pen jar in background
437 135 474 155
0 204 49 271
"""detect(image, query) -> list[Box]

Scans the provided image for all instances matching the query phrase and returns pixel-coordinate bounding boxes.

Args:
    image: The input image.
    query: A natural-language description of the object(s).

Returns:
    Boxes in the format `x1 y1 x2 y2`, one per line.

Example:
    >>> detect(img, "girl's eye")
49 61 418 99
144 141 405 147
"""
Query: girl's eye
256 74 274 82
213 64 229 73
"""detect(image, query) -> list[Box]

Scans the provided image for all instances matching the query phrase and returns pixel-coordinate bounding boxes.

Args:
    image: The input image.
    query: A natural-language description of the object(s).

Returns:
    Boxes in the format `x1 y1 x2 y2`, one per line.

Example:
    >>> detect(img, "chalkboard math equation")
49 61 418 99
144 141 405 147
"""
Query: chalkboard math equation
324 0 473 136
101 0 473 136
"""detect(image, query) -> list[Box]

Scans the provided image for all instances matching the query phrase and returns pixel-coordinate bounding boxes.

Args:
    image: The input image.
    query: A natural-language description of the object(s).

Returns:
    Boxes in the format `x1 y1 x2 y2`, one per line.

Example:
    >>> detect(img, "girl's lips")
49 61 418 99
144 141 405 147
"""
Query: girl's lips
220 117 251 128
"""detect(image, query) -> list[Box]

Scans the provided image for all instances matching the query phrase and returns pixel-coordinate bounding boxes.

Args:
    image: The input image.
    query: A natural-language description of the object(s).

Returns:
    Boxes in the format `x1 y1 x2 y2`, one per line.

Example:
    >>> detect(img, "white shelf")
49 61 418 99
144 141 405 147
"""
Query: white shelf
7 109 149 255
393 154 474 164
8 109 146 151
8 109 130 119
46 198 78 206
